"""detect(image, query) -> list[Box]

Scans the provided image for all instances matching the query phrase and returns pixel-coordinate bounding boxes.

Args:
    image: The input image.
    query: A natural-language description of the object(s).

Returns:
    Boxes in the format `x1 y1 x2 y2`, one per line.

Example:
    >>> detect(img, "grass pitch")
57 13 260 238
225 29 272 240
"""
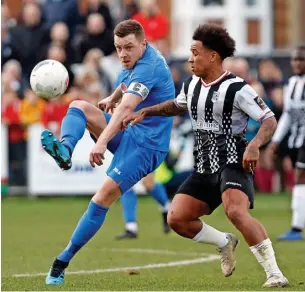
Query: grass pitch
2 194 305 291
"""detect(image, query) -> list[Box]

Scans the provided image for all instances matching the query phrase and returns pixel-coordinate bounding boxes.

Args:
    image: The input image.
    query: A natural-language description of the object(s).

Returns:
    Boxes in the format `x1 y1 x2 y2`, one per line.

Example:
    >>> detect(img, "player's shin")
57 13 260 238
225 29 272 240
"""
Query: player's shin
192 220 228 247
121 189 138 233
150 183 170 210
57 201 109 263
250 238 284 278
291 184 305 231
192 220 238 277
60 107 87 155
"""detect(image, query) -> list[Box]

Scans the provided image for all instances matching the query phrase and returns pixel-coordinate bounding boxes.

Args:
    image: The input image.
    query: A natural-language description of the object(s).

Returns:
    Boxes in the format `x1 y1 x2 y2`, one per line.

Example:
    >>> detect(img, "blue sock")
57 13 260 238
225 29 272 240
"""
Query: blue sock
120 189 137 223
57 201 108 263
61 107 87 154
150 183 169 208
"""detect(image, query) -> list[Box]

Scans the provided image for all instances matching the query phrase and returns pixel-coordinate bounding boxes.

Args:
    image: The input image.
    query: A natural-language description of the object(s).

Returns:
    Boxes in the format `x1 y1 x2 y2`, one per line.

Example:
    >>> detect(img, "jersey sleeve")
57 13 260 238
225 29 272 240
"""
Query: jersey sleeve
174 82 188 109
271 84 292 143
234 84 274 122
125 62 156 100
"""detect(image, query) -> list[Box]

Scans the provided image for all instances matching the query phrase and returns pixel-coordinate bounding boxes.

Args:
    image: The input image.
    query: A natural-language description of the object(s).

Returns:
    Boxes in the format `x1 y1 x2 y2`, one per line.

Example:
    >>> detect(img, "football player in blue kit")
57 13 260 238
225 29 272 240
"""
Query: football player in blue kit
41 19 174 285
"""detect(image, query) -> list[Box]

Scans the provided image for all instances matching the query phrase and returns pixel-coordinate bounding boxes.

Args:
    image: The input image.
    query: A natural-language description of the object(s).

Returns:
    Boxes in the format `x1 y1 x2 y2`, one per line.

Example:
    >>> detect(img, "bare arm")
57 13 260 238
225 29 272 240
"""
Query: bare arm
250 116 277 148
142 100 187 117
98 93 142 144
242 116 277 171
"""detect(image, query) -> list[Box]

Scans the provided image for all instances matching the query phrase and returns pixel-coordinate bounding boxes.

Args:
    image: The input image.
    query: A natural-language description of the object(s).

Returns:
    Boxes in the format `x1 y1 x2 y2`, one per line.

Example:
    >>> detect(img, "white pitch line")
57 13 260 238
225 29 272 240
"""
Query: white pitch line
12 255 220 278
101 248 209 257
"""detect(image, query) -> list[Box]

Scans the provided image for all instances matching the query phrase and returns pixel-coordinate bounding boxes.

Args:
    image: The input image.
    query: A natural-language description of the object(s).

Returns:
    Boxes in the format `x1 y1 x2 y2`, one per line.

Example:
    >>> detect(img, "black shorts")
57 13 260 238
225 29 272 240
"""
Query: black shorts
296 143 305 169
176 166 254 214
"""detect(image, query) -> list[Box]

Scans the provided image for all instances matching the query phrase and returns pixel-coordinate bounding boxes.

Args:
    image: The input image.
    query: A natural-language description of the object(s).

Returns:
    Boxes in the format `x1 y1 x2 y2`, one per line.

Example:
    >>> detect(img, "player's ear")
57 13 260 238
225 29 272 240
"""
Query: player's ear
210 51 217 63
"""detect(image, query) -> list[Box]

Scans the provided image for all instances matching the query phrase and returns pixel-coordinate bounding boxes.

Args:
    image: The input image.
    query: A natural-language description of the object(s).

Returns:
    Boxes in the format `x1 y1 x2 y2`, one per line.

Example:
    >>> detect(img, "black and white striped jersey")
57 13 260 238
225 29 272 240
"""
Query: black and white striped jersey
174 71 274 174
272 75 305 149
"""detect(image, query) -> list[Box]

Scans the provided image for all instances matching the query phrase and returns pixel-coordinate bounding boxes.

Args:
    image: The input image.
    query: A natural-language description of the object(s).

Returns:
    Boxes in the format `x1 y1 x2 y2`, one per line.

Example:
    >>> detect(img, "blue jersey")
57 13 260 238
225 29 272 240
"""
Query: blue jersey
116 43 174 152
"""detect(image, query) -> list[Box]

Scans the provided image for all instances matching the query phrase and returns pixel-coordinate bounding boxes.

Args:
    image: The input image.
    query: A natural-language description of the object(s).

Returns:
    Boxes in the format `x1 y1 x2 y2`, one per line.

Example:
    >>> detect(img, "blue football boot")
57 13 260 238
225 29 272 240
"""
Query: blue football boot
45 259 68 285
41 129 72 170
277 230 304 241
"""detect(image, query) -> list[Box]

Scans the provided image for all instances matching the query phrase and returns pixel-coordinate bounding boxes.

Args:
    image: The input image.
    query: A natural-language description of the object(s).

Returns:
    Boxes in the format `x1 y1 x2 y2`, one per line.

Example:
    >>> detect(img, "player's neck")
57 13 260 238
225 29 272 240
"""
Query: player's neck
201 67 225 84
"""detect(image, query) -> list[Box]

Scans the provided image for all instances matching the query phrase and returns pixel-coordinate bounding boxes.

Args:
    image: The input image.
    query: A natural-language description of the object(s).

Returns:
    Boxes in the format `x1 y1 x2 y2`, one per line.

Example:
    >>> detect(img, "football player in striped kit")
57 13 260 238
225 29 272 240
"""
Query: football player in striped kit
268 45 305 241
124 24 289 288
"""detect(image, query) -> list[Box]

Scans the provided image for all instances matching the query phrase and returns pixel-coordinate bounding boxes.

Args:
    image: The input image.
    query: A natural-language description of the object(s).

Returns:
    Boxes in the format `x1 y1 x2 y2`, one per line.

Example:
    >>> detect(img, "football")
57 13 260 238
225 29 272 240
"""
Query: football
30 59 69 99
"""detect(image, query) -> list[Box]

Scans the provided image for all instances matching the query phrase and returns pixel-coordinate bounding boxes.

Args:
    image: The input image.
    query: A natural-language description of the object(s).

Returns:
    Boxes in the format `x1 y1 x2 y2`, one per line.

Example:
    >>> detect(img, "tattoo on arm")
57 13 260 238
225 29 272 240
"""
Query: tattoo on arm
144 100 187 117
251 117 277 148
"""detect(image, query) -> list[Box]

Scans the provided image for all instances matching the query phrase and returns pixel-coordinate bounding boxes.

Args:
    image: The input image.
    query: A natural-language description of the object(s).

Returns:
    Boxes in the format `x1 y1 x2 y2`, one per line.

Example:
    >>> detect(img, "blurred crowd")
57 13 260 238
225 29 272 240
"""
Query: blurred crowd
1 0 294 194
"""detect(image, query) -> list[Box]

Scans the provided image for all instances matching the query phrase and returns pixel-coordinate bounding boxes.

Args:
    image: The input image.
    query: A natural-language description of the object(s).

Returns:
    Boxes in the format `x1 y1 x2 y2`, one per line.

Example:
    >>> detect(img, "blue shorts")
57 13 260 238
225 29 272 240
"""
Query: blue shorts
91 112 167 193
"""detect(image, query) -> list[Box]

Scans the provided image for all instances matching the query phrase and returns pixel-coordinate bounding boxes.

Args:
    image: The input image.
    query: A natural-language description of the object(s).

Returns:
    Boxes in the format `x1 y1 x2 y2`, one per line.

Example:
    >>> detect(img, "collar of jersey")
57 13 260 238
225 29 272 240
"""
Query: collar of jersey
200 71 229 88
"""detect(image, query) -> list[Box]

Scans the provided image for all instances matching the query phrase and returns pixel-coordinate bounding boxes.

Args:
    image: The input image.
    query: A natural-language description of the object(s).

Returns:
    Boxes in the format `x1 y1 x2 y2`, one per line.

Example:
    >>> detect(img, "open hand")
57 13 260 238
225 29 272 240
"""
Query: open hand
89 142 107 168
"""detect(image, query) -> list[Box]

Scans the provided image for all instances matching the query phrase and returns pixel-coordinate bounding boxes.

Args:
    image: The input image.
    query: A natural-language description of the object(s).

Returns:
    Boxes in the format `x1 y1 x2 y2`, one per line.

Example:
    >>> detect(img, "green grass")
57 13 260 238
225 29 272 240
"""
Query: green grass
2 194 305 291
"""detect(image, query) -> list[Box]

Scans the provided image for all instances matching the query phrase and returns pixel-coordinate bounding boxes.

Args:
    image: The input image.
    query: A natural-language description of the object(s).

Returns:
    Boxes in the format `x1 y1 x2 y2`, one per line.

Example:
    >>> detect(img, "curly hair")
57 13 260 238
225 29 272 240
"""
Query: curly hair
193 24 236 60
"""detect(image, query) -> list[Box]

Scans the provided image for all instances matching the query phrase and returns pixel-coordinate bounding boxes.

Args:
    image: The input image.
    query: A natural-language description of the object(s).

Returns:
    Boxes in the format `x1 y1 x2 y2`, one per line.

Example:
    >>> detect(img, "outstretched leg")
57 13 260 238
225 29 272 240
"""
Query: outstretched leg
41 100 108 170
46 177 121 285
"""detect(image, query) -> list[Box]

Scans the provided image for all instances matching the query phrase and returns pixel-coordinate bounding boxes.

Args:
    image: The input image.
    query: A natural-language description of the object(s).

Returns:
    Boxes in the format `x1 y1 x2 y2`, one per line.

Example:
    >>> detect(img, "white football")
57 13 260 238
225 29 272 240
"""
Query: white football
30 59 69 99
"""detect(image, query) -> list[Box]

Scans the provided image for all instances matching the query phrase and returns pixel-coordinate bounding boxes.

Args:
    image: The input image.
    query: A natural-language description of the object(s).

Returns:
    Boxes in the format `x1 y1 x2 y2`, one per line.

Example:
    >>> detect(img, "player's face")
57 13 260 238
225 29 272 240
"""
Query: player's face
114 34 146 70
291 49 305 76
188 41 216 78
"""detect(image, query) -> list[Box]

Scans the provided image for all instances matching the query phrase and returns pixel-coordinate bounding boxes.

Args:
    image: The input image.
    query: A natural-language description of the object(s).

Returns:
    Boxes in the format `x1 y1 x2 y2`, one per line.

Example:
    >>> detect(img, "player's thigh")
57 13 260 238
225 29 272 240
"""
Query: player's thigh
141 172 155 190
107 132 167 193
169 194 211 223
88 110 123 154
175 172 221 215
220 166 254 213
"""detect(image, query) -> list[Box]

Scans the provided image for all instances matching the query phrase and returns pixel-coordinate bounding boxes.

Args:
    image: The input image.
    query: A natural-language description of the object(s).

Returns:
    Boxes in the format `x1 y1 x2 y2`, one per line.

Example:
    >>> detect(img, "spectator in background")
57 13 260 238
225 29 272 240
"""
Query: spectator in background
100 51 122 85
10 3 48 80
48 22 75 65
133 0 169 45
73 65 101 102
120 0 139 20
41 0 82 33
1 24 18 67
76 13 115 62
83 48 113 95
2 60 25 98
257 59 285 119
82 0 114 30
85 82 105 106
19 89 46 129
1 3 17 29
1 91 26 186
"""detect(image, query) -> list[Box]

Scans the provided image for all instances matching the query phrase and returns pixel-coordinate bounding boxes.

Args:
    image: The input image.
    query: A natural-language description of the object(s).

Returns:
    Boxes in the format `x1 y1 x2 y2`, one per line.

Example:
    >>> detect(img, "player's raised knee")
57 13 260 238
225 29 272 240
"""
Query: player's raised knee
69 100 89 110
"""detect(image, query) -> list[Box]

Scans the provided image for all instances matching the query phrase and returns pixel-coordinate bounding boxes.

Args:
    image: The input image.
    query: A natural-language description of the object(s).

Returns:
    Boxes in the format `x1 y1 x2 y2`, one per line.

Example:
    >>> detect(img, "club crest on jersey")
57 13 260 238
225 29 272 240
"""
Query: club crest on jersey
211 91 220 103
